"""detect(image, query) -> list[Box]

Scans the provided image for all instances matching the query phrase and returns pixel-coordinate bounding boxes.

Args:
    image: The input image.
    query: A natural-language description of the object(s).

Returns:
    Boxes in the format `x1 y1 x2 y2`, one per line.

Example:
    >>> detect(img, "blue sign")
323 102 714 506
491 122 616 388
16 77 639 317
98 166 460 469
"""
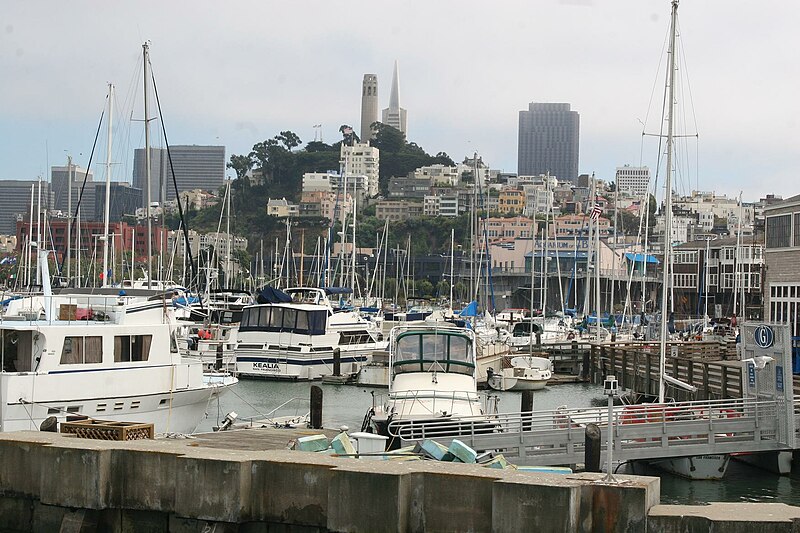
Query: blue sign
777 365 784 393
747 363 756 388
754 325 775 349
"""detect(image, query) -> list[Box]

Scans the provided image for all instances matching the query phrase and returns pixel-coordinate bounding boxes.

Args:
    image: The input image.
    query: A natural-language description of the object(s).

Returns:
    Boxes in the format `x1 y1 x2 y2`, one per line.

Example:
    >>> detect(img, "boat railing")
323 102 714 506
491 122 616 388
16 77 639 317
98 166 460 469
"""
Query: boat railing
387 395 778 443
373 388 497 418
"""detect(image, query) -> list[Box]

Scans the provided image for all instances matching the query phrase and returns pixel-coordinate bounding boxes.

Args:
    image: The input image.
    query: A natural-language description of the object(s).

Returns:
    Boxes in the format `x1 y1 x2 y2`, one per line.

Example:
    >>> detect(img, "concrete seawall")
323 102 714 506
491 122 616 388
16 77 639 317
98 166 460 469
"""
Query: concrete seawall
0 431 797 532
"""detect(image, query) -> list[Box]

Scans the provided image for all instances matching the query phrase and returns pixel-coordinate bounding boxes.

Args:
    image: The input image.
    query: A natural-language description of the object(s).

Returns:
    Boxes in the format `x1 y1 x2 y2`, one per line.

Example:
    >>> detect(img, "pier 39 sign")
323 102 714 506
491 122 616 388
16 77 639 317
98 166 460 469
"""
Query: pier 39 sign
753 325 775 349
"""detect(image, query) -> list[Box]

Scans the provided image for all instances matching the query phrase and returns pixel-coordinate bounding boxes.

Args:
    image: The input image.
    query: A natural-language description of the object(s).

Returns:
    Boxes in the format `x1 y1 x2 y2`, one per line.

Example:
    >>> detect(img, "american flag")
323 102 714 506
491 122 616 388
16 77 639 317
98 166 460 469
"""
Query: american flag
590 205 603 220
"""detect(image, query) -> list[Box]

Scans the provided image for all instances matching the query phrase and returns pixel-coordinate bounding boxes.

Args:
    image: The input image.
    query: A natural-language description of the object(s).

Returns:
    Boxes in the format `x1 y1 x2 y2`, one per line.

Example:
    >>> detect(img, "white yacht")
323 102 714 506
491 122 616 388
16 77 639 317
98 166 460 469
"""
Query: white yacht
0 285 235 433
367 324 495 441
235 287 386 380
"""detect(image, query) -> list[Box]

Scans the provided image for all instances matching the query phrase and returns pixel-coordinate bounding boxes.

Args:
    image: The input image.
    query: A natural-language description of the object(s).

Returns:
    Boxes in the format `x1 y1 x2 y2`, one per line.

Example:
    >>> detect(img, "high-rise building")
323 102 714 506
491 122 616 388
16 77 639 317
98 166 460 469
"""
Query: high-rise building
133 147 169 208
360 74 378 141
381 61 407 134
518 103 579 182
133 145 225 206
51 164 93 214
615 165 651 197
0 180 53 235
94 182 143 223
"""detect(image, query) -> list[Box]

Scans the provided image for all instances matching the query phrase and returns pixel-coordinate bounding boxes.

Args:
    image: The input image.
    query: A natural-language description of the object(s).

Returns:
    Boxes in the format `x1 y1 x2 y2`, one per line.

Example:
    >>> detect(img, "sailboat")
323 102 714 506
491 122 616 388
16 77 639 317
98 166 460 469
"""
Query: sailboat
625 0 729 480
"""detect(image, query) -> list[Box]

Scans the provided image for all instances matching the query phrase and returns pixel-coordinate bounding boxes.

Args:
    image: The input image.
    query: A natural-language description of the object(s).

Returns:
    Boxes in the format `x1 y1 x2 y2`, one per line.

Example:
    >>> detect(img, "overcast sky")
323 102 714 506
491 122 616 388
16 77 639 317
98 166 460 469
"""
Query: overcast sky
1 0 797 202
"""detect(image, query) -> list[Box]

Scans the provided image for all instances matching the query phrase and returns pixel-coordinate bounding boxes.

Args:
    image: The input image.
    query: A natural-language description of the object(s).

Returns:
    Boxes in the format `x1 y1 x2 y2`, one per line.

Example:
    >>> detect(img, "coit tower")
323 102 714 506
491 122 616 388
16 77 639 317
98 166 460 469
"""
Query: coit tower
360 74 378 140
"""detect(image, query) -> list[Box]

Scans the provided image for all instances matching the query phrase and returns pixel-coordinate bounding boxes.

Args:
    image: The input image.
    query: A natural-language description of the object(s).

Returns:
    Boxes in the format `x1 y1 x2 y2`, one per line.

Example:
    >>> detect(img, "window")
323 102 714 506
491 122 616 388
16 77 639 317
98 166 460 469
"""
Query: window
114 335 152 362
766 214 792 248
61 336 103 364
795 213 800 248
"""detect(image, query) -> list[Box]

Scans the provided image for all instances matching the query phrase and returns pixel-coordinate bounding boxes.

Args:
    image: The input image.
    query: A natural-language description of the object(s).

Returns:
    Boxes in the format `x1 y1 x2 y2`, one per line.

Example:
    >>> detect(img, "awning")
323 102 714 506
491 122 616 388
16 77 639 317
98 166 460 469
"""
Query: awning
624 252 659 264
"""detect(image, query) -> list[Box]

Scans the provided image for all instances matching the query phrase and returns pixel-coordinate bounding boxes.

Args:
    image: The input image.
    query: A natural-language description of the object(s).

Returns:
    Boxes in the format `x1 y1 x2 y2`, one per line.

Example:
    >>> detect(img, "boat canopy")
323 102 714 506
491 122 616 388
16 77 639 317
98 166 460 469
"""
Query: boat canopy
393 330 474 376
257 286 293 304
323 287 353 295
240 306 327 335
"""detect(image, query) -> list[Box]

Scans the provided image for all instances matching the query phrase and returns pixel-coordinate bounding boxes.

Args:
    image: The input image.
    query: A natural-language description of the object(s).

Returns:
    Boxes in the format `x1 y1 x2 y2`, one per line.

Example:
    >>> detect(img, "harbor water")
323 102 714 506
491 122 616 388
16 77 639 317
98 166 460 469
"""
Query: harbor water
198 380 800 505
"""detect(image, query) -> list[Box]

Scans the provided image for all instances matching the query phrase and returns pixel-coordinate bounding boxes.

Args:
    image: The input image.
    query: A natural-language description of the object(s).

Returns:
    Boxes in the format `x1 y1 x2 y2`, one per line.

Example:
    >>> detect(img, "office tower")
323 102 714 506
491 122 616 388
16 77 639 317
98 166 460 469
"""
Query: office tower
133 147 168 208
615 165 651 196
133 145 225 206
94 182 143 223
360 74 378 141
518 103 579 181
51 165 94 214
381 61 407 134
0 180 53 234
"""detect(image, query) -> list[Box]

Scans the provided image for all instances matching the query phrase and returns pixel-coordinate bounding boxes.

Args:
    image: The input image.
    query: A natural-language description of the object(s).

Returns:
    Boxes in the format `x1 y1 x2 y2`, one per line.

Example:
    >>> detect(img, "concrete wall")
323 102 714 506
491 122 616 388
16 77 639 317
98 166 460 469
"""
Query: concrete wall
0 431 666 532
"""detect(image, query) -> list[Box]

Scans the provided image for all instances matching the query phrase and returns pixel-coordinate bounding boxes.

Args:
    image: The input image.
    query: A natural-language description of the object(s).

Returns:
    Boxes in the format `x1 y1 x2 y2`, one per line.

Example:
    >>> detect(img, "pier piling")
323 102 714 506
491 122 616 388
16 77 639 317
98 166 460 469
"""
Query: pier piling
310 385 323 429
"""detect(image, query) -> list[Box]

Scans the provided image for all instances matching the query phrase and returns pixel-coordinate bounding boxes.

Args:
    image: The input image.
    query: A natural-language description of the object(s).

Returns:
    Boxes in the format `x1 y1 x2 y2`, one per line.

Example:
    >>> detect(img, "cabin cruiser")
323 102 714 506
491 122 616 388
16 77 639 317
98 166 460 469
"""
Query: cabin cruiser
235 287 386 380
0 287 236 434
366 324 497 445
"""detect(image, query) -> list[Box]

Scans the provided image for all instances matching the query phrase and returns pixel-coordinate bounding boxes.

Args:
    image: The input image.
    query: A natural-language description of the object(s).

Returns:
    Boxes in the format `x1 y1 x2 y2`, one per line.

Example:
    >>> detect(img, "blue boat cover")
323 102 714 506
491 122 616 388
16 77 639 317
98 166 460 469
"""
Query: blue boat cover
257 286 293 304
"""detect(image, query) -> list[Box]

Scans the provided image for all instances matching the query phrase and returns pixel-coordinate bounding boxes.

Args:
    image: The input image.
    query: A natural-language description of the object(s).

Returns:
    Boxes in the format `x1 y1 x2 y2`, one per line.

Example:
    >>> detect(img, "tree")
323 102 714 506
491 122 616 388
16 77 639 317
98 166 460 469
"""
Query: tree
276 131 302 152
370 122 405 153
227 154 252 180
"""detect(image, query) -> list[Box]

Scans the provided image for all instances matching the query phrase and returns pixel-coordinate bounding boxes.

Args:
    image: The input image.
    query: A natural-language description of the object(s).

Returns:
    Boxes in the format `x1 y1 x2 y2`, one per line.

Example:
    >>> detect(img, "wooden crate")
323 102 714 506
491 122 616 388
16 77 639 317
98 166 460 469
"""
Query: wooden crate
60 419 154 441
58 303 77 321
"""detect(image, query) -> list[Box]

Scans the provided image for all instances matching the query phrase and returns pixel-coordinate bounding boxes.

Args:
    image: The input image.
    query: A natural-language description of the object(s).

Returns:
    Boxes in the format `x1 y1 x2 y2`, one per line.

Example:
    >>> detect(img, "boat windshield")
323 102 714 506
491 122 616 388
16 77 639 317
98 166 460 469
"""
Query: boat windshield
240 306 327 335
393 331 474 376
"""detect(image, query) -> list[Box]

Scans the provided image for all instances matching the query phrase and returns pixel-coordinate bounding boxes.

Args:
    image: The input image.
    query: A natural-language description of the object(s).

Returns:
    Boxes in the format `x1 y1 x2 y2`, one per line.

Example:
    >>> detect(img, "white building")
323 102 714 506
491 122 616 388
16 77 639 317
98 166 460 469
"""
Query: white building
674 191 755 235
266 198 299 218
615 165 651 197
423 194 459 217
414 164 461 186
521 184 554 217
340 142 379 198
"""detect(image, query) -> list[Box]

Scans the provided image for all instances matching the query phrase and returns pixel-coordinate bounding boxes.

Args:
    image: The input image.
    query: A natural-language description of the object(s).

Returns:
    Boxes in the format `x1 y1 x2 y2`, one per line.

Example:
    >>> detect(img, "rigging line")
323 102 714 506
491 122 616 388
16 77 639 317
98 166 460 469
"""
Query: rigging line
676 19 701 193
57 103 106 278
150 67 200 301
639 22 672 167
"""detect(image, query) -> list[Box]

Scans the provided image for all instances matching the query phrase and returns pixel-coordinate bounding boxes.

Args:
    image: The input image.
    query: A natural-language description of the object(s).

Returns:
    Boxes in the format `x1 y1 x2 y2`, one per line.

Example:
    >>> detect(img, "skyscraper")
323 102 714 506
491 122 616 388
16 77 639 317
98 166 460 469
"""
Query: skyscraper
381 61 407 135
518 103 579 181
360 74 378 141
133 145 225 207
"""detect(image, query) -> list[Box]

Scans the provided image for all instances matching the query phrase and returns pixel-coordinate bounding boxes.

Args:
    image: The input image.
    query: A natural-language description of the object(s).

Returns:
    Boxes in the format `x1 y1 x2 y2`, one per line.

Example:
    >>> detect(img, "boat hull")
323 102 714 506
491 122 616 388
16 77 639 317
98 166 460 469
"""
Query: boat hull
2 385 228 434
645 454 730 480
236 350 371 380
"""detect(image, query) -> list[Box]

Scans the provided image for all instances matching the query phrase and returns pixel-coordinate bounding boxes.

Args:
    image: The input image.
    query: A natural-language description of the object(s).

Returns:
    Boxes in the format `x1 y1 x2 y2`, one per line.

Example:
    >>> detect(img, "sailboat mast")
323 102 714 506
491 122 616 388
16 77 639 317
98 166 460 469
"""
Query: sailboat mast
658 0 679 403
102 83 114 288
143 42 153 289
66 156 73 283
450 228 455 310
225 178 232 288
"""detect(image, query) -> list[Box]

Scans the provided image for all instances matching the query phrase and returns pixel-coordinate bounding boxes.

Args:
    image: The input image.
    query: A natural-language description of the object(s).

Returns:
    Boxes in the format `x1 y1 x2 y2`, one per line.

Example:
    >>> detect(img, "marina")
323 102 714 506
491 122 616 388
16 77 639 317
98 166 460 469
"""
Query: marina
3 0 800 529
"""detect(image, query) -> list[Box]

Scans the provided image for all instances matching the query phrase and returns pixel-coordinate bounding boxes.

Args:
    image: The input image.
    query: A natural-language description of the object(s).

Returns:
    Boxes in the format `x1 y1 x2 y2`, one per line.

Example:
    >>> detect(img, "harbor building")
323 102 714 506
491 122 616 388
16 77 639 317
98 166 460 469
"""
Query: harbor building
360 74 378 140
615 165 651 197
518 103 580 182
764 194 800 336
381 61 407 135
133 145 225 206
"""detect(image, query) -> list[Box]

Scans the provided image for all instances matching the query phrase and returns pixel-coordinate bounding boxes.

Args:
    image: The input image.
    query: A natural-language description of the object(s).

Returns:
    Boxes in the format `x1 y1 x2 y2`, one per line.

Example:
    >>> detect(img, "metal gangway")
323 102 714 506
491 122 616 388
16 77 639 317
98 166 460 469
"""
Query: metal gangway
388 396 798 466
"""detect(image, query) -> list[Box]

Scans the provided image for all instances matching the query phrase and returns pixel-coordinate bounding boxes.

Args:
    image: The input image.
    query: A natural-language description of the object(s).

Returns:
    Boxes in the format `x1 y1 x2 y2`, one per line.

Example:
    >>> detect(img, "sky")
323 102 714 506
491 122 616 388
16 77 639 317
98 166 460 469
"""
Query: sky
1 0 798 203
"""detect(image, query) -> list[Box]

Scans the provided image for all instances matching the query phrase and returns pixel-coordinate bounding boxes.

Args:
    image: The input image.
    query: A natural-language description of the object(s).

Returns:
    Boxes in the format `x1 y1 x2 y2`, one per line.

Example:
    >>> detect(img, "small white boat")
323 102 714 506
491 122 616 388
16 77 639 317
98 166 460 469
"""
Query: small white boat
487 356 553 391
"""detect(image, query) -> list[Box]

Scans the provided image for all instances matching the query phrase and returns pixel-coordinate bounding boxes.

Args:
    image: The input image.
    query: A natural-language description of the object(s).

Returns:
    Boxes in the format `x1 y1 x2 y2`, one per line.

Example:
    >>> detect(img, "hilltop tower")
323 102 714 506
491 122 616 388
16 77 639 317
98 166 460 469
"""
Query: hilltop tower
381 61 407 135
360 74 379 140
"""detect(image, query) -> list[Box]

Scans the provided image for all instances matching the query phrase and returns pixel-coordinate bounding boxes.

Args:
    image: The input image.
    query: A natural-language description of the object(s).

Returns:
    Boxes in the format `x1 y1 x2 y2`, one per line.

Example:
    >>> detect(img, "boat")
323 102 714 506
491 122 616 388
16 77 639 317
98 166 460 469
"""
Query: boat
0 255 235 433
628 0 730 480
365 323 498 446
487 355 553 391
235 286 386 380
